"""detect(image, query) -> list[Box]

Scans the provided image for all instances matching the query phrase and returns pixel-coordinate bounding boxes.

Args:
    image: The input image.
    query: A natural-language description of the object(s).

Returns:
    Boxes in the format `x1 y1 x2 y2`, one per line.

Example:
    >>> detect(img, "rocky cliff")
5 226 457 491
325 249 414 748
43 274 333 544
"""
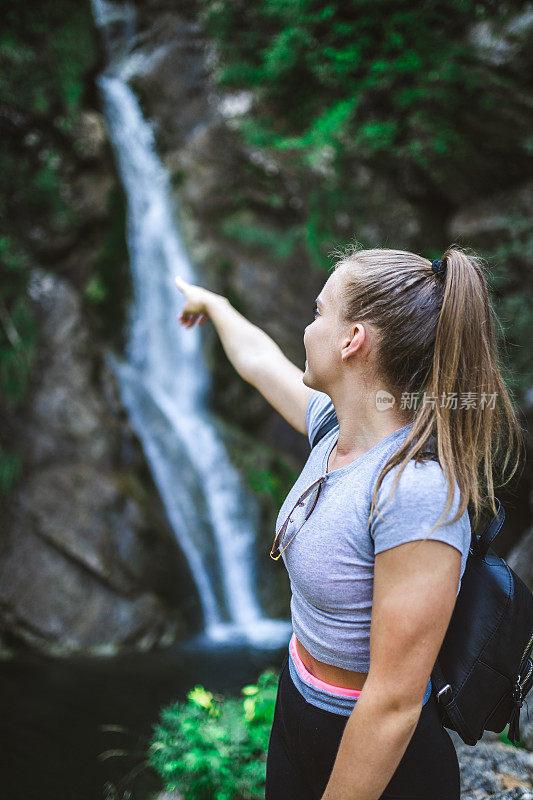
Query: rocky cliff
2 0 532 659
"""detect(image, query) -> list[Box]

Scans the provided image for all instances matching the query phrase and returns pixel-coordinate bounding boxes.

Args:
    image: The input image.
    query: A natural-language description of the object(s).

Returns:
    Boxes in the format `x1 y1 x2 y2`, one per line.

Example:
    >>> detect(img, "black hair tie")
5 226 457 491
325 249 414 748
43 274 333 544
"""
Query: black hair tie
431 258 446 278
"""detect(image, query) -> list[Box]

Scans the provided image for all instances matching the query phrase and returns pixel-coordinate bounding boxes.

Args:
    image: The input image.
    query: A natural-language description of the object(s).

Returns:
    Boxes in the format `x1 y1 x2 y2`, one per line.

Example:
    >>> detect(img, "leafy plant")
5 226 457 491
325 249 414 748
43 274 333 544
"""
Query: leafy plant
148 668 279 800
497 722 527 749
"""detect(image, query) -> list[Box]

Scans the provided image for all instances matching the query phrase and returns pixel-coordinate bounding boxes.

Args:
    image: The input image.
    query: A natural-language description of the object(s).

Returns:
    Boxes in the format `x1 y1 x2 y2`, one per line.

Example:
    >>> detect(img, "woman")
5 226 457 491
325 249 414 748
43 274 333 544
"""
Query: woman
174 245 523 800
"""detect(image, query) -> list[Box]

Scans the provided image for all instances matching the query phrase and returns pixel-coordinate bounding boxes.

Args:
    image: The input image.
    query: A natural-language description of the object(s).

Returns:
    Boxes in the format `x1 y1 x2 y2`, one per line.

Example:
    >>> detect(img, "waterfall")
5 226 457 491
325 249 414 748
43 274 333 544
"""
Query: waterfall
91 0 290 647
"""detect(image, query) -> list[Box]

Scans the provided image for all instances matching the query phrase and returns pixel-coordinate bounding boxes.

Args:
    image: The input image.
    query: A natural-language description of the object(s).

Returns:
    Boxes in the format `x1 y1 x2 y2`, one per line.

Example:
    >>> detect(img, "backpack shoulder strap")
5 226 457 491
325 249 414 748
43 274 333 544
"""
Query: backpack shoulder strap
475 498 505 557
413 450 504 557
310 413 338 449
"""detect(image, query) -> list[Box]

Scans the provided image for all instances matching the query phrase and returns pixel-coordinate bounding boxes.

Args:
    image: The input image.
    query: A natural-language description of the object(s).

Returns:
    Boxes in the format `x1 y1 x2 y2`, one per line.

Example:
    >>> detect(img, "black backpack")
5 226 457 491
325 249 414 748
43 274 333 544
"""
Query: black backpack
311 416 533 746
430 497 533 746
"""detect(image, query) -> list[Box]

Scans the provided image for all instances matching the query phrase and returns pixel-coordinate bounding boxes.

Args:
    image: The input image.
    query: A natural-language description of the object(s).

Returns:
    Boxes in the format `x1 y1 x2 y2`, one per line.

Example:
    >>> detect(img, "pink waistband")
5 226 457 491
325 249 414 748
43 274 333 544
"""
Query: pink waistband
289 634 362 697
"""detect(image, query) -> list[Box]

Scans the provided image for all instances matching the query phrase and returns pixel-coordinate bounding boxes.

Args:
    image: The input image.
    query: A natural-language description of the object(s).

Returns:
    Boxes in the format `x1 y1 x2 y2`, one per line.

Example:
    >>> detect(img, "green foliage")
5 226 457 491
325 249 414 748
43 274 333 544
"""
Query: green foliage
0 441 23 496
497 723 526 749
245 463 295 511
201 0 533 401
220 214 301 260
0 0 95 238
0 1 95 116
148 668 279 799
0 1 97 495
482 227 533 400
217 418 300 518
0 235 39 495
83 185 131 349
201 0 531 260
0 237 38 407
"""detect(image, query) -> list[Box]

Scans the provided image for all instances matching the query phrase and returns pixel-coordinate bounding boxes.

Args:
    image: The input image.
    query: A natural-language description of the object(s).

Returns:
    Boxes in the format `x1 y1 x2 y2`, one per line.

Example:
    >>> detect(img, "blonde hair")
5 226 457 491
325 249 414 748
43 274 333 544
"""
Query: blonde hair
329 243 525 539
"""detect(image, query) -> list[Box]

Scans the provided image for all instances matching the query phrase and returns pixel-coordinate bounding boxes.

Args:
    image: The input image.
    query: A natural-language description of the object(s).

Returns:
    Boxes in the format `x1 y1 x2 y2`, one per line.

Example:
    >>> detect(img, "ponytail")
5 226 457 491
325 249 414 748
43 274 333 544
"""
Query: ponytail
332 244 525 537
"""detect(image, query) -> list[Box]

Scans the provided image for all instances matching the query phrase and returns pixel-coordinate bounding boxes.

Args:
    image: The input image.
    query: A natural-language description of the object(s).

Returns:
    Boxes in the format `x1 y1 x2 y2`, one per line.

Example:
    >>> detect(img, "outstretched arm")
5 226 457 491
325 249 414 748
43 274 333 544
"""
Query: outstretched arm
175 276 313 434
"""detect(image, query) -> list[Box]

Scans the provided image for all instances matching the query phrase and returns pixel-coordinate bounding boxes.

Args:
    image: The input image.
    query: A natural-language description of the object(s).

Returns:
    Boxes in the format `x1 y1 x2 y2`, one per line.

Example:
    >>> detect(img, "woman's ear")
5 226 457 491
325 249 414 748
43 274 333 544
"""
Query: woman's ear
341 323 365 363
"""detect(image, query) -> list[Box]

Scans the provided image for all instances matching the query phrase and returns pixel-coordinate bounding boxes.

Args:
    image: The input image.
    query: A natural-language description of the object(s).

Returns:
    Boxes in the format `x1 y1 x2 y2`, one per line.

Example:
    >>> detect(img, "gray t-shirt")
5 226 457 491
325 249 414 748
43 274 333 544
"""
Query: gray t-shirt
277 390 471 671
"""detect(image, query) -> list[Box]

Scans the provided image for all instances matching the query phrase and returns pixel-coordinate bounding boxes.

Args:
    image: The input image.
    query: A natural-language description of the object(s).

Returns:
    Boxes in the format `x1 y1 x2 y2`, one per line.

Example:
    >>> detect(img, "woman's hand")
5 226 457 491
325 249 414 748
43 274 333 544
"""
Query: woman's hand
174 275 221 328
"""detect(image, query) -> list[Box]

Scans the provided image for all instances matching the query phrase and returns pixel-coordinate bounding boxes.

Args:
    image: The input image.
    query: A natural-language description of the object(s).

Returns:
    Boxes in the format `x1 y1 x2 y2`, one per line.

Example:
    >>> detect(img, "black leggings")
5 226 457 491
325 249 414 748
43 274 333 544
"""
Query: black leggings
265 652 460 800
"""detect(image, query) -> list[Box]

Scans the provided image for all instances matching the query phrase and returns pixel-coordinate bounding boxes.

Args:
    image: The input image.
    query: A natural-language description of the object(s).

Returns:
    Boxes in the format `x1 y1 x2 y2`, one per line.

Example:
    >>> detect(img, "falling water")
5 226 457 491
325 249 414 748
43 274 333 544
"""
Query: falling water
91 0 290 647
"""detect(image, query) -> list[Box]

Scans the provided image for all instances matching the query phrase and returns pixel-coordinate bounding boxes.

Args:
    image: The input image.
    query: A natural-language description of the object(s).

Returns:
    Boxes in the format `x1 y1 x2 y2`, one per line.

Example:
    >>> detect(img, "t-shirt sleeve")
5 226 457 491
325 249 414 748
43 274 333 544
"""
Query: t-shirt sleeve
370 459 471 588
305 390 338 447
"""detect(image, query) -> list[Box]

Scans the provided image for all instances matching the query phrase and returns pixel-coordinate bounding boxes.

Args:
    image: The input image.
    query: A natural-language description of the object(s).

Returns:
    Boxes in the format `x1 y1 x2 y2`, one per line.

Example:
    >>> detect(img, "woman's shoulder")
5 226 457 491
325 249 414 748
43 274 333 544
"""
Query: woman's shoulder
370 455 471 558
378 455 461 506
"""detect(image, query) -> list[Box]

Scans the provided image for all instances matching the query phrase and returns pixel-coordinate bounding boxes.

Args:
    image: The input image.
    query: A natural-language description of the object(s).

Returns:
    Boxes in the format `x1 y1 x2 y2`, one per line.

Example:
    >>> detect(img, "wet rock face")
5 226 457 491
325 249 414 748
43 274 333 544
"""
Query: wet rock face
3 0 532 664
0 270 194 655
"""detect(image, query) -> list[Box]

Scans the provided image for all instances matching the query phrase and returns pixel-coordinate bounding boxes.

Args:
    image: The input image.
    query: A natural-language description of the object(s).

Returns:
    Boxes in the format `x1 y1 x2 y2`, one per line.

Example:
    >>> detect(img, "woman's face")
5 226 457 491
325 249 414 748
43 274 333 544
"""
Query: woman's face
303 270 347 392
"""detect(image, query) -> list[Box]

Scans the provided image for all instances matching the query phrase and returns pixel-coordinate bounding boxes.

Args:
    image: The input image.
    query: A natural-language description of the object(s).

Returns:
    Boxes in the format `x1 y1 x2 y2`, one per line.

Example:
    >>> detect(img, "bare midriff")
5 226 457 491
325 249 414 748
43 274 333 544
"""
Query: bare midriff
294 635 368 691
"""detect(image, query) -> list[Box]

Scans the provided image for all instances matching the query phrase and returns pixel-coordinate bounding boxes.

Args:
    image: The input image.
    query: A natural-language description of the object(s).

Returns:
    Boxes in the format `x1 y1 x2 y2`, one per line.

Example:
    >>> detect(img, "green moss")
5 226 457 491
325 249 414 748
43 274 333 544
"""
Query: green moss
202 0 532 269
0 0 99 498
0 441 23 496
482 228 533 405
0 236 39 496
218 213 301 260
214 413 299 516
83 185 131 349
235 443 299 514
0 1 96 117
